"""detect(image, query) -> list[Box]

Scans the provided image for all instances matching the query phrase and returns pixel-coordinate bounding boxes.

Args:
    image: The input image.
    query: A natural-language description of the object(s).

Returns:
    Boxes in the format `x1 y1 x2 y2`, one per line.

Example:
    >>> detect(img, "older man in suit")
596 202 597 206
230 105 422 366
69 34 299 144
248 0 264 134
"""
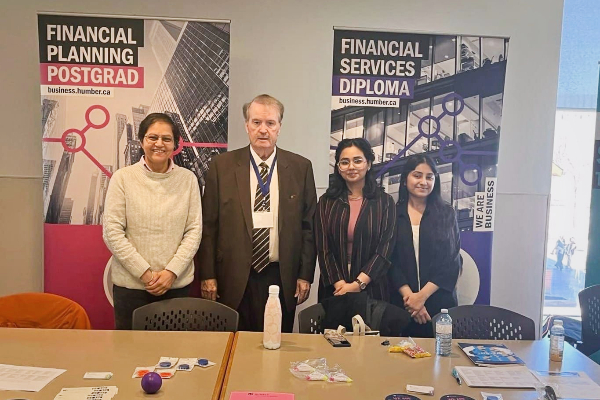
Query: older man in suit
196 94 317 332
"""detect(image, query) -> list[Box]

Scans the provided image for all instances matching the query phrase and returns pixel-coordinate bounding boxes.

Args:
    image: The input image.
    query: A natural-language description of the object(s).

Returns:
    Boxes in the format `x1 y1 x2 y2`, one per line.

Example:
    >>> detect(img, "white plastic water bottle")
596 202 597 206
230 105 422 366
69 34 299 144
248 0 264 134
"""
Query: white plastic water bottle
435 309 452 356
263 285 282 350
549 319 565 362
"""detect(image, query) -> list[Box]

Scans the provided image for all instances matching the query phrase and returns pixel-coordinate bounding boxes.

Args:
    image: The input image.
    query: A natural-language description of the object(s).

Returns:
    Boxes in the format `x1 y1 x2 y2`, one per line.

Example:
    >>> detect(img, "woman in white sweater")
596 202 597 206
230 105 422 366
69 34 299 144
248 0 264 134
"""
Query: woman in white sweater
103 113 202 330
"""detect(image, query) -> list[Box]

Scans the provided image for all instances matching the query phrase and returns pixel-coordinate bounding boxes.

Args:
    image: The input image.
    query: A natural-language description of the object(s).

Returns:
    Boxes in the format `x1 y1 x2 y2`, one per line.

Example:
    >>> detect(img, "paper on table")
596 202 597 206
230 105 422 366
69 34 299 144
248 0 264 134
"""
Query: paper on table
83 372 113 379
454 366 538 388
0 363 66 392
229 392 294 400
176 358 197 371
533 371 600 400
156 356 179 369
53 386 118 400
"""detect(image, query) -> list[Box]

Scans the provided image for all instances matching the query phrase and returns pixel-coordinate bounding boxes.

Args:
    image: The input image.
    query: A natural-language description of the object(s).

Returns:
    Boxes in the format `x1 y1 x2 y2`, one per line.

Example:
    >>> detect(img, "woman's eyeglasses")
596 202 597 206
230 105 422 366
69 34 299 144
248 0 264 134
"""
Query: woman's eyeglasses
338 157 366 170
145 135 174 144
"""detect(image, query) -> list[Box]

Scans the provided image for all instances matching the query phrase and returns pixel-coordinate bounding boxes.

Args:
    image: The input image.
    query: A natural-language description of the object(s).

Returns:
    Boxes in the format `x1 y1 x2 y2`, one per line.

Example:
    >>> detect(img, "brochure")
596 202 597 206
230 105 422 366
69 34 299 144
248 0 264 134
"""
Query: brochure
458 343 525 366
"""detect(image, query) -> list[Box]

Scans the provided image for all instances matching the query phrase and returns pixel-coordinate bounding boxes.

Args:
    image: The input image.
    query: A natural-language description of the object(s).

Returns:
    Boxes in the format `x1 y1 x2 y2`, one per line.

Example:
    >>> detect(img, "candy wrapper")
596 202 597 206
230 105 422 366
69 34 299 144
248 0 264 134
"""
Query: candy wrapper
389 337 431 358
290 358 327 373
289 358 328 381
326 364 353 383
289 358 352 383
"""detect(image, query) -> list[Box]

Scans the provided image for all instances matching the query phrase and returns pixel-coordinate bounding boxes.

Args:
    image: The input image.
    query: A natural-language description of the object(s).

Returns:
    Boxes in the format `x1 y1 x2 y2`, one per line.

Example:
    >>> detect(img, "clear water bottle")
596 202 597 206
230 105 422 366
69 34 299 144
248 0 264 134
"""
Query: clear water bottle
263 285 282 350
549 319 565 362
436 308 452 356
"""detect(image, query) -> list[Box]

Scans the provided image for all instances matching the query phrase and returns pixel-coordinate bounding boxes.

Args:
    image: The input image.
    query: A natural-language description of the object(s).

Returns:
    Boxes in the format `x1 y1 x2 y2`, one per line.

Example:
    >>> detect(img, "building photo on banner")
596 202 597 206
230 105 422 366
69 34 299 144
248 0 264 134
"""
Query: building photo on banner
331 28 508 305
39 13 230 329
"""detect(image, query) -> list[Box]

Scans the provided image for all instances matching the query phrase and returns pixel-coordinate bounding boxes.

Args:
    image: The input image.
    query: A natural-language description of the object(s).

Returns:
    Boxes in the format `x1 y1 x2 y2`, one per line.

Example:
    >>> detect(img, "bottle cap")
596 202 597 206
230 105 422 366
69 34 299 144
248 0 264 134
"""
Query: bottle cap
441 308 448 313
269 285 280 295
198 358 208 366
554 320 563 326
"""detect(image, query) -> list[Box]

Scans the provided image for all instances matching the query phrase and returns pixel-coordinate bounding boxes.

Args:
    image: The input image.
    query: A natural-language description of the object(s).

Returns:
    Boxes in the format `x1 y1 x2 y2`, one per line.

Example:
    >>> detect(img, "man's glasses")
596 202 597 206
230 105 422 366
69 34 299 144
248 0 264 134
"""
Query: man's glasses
338 157 366 170
145 135 174 144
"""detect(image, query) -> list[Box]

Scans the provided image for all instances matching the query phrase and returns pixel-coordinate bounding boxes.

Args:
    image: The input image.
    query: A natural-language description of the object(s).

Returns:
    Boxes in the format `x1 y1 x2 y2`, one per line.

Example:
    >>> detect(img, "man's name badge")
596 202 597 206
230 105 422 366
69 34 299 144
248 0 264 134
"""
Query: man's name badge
253 211 274 228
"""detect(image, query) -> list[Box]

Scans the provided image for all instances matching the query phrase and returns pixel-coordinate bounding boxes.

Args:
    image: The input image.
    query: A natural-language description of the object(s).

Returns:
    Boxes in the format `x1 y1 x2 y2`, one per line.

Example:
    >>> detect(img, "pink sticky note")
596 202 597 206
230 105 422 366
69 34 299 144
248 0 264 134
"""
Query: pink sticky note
229 392 294 400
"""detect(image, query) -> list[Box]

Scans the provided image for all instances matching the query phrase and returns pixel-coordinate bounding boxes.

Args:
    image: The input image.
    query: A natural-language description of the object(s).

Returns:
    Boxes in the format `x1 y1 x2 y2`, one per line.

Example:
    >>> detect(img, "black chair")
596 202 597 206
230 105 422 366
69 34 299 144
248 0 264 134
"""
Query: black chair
579 284 600 355
132 297 238 332
445 305 536 340
297 303 325 334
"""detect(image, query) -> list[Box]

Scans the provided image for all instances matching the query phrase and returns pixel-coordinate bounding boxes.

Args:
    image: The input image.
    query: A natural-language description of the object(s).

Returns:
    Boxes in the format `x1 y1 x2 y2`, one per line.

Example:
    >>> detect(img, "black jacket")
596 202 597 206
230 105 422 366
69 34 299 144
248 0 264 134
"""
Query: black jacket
389 201 461 336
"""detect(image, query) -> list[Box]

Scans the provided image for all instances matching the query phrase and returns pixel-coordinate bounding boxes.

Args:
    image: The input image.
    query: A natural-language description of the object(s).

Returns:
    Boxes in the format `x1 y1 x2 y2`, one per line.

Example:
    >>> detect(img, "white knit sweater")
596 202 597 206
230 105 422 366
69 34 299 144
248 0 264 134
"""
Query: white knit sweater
102 163 202 290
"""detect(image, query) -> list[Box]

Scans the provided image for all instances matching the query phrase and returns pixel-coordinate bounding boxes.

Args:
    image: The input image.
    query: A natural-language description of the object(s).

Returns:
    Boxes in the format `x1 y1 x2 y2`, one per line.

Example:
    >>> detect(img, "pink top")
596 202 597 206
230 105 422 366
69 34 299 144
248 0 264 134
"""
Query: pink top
347 198 363 263
138 156 176 173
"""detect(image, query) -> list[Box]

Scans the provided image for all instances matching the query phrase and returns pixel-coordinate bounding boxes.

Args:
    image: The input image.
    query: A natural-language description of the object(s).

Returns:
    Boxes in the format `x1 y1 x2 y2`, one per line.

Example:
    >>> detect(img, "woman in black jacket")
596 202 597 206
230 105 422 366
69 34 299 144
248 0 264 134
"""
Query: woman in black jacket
389 155 461 337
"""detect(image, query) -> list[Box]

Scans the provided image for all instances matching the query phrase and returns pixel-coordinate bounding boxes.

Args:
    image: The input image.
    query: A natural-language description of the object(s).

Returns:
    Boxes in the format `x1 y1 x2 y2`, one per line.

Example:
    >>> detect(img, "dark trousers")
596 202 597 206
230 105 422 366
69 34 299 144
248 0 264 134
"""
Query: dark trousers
403 320 435 338
113 284 191 330
237 262 295 333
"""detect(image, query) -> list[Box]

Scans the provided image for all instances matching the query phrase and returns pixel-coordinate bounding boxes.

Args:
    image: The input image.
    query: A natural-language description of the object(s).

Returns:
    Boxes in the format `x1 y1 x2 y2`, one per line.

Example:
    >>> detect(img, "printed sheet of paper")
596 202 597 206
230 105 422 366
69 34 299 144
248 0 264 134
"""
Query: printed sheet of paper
229 392 294 400
53 386 118 400
454 366 537 388
0 363 66 392
534 371 600 400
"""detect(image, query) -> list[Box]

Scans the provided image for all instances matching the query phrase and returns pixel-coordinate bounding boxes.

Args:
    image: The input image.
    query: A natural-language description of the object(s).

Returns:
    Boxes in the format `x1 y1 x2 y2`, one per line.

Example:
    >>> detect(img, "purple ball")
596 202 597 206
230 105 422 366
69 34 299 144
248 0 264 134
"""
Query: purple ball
141 372 162 394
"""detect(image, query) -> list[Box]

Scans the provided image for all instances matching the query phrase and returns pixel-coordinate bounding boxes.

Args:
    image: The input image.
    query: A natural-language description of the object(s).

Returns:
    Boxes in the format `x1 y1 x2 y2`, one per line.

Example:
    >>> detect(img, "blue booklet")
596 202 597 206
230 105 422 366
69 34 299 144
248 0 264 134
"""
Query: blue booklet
458 343 525 366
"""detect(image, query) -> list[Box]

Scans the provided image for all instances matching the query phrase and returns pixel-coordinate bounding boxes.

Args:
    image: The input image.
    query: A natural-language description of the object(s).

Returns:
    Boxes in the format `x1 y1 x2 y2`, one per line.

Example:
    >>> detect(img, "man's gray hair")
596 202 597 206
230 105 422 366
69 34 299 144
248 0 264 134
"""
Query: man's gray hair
243 94 284 123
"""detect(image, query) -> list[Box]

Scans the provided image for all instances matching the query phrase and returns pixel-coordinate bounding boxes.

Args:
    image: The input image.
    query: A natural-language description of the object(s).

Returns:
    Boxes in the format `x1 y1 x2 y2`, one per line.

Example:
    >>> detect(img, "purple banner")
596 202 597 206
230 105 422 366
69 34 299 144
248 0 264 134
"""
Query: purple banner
332 75 415 98
460 231 493 304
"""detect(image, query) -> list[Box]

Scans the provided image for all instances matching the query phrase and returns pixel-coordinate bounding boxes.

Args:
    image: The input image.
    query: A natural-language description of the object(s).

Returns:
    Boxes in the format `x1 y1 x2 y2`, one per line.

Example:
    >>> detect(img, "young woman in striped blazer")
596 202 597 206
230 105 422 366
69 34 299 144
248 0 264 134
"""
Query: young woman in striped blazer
316 138 396 301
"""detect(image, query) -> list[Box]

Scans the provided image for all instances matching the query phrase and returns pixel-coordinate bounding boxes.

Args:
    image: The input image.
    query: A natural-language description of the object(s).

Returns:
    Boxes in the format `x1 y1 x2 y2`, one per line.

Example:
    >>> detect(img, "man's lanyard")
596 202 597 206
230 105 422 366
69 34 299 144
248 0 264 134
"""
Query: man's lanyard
250 153 277 197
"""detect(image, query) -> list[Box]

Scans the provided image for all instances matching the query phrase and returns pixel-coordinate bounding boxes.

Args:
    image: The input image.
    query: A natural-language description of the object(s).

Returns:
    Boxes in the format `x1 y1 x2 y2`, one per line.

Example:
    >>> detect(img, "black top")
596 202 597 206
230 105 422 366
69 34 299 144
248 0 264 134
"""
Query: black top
389 201 461 336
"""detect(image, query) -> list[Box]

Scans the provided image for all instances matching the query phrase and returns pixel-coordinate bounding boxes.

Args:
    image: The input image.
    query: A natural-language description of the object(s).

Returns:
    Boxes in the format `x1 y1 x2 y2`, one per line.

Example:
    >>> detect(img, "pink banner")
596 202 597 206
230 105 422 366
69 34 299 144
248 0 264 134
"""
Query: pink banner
40 63 144 88
44 224 114 329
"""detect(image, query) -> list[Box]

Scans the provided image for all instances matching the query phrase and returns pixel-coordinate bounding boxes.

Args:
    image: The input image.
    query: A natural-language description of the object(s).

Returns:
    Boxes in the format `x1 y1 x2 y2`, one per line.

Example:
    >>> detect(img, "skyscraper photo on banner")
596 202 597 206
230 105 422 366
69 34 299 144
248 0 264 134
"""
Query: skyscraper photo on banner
331 29 509 304
39 13 230 328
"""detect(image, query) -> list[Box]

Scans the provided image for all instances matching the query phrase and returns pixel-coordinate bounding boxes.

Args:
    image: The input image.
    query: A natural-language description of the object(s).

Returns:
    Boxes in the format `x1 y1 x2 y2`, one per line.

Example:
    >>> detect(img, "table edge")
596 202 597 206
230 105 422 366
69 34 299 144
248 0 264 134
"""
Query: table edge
218 331 241 400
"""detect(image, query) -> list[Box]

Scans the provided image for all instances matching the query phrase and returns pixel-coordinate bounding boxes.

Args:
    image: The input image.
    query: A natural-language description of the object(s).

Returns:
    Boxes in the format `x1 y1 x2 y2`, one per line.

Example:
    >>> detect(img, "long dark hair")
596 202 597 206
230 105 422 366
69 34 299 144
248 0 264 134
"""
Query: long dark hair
325 138 379 199
397 154 444 210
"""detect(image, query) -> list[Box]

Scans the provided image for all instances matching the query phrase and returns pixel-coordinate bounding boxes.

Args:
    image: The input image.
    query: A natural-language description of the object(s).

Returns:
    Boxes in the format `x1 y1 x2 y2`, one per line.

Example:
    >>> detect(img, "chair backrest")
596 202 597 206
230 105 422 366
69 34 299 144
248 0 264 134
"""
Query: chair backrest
297 303 325 334
132 297 238 332
0 293 91 329
445 305 536 340
579 284 600 355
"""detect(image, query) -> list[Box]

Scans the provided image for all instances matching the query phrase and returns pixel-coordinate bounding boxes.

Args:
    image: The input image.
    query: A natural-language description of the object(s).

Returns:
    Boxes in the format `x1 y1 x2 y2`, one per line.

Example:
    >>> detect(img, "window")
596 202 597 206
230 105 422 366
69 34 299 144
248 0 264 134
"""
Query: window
457 95 480 143
365 109 385 163
482 37 505 65
438 163 453 204
432 93 455 146
330 116 343 173
459 36 480 73
344 110 364 139
382 173 401 203
433 36 457 81
384 105 407 161
419 38 433 85
407 99 430 154
482 94 502 138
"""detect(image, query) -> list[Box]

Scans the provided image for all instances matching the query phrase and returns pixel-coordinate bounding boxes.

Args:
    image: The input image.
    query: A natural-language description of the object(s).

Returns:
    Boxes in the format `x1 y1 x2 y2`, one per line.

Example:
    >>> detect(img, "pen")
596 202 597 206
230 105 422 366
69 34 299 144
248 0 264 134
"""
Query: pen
452 368 462 385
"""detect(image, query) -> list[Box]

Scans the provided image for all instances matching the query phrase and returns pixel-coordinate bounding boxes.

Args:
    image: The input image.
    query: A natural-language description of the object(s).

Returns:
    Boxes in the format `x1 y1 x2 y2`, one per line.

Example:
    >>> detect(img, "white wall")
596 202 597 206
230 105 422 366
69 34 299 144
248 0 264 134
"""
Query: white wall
0 0 564 333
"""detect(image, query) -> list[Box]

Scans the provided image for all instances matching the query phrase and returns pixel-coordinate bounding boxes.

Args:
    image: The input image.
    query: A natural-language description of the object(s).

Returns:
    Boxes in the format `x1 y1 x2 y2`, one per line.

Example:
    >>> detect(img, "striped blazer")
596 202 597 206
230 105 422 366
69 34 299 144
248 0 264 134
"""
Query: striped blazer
315 189 396 301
